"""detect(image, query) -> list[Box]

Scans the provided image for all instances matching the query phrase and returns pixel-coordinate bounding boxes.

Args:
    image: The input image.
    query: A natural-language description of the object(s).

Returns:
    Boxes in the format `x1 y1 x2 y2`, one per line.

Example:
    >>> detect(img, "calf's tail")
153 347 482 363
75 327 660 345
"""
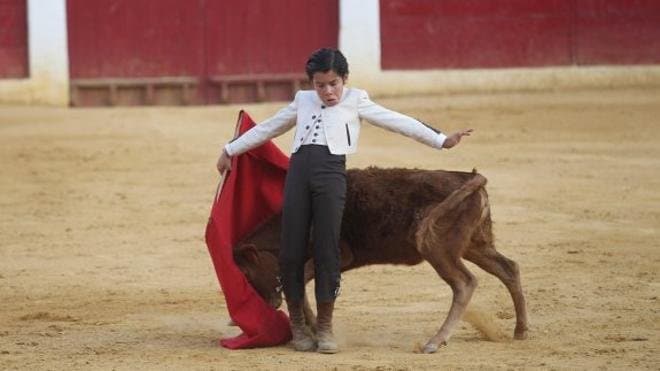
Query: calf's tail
415 170 487 250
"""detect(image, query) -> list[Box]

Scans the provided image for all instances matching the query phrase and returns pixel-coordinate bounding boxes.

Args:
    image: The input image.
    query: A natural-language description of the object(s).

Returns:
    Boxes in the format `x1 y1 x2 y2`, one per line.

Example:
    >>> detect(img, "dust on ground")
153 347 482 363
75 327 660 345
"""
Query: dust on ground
1 88 658 370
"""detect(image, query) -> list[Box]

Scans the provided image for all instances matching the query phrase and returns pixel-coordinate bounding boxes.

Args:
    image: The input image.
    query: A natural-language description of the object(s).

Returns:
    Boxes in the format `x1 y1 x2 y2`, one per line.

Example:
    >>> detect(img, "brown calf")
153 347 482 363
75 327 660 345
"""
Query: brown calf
233 167 528 353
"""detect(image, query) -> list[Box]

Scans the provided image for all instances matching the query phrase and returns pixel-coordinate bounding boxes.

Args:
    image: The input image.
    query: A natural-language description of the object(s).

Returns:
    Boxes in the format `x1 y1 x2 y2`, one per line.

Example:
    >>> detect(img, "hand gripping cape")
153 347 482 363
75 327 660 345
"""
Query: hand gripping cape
205 111 292 349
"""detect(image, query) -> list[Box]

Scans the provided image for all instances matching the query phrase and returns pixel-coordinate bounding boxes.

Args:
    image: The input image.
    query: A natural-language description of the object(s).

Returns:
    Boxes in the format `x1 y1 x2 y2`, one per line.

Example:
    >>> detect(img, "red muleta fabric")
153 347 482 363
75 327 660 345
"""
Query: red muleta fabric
205 111 292 349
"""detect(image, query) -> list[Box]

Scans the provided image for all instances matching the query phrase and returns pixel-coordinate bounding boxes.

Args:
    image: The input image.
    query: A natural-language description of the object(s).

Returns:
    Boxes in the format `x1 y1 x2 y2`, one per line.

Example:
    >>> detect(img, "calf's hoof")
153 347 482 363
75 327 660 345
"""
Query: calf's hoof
514 327 528 340
422 341 447 354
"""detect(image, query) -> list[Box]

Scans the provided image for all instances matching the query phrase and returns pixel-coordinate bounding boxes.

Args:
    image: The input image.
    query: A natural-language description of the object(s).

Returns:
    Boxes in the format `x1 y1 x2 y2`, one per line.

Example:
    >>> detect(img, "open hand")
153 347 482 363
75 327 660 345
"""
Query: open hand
216 149 232 174
442 129 473 149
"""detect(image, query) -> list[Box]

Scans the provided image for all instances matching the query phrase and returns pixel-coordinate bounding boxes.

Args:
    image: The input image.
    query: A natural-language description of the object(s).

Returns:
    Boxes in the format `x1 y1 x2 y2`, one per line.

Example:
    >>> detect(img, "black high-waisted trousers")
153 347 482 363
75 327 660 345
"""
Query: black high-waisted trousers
279 145 346 303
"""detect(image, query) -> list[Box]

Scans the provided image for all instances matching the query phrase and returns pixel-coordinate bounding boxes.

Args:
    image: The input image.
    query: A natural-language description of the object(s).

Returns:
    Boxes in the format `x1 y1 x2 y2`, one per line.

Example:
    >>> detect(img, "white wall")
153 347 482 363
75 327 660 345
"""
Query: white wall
0 0 69 106
338 0 660 97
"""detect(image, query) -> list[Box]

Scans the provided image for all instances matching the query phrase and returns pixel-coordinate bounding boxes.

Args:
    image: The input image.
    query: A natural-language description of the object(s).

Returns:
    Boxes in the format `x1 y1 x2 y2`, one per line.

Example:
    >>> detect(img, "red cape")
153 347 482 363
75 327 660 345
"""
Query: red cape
205 111 291 349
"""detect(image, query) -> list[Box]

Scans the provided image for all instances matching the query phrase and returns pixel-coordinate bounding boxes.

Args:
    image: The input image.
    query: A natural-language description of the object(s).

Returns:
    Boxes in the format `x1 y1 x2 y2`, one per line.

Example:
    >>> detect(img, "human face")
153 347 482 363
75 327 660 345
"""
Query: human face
312 70 345 107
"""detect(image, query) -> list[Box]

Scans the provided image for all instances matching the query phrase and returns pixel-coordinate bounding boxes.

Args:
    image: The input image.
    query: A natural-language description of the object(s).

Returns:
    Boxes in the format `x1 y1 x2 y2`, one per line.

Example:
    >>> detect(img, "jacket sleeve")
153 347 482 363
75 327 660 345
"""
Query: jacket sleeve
224 93 298 156
357 90 446 149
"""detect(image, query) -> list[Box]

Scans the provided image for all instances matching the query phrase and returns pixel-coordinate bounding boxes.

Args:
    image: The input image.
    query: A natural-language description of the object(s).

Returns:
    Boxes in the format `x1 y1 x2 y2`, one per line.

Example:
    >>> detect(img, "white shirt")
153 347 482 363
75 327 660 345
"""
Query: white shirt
225 87 446 156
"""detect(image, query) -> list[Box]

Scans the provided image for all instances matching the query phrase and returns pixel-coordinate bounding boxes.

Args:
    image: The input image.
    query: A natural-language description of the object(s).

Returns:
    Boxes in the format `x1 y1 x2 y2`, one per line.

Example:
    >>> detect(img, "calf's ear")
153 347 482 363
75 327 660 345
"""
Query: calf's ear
235 244 260 265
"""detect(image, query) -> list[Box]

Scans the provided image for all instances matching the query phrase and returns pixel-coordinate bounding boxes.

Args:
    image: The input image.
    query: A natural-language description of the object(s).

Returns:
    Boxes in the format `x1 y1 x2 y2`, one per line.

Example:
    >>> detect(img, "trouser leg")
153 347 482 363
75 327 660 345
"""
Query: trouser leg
310 152 345 354
311 157 346 303
279 155 311 302
316 300 338 353
285 298 315 351
280 153 316 351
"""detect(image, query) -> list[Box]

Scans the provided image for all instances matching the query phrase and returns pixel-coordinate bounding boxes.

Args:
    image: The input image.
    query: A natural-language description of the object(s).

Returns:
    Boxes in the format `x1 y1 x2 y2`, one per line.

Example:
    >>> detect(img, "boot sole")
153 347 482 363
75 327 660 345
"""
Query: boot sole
293 341 316 352
317 346 339 354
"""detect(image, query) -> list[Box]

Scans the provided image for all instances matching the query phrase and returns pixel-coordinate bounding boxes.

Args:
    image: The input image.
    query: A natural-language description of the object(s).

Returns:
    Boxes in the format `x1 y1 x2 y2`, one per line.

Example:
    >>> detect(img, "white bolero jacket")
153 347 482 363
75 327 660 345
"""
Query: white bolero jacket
224 87 447 156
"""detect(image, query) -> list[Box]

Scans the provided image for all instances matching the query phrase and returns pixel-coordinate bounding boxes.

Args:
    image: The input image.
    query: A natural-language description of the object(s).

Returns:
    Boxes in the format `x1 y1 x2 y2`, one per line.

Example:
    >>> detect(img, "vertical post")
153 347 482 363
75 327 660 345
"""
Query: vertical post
220 82 230 104
256 80 266 102
26 0 70 105
0 0 70 105
338 0 381 87
146 84 155 105
109 84 118 106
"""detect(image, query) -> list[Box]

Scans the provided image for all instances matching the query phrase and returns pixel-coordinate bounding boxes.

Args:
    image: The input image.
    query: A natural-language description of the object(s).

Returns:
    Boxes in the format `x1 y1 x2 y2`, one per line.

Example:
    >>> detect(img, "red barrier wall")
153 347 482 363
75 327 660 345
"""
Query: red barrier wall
380 0 660 69
67 0 338 105
0 0 28 78
575 0 660 65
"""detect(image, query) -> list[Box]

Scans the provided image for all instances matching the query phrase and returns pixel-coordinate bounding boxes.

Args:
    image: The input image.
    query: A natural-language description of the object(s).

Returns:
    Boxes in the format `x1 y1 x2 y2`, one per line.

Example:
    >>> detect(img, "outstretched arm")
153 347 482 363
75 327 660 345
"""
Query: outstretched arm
357 90 459 150
216 93 299 174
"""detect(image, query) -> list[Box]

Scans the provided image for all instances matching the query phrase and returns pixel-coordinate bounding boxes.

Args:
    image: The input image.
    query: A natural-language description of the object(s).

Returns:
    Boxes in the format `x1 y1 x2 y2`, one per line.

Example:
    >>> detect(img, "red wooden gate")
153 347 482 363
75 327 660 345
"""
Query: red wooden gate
0 0 28 78
67 0 338 106
204 0 338 104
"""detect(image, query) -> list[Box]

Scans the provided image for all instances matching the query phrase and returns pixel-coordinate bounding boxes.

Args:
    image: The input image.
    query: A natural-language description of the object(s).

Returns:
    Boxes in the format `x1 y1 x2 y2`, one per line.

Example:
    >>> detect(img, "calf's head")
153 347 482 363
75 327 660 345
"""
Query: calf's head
232 244 282 309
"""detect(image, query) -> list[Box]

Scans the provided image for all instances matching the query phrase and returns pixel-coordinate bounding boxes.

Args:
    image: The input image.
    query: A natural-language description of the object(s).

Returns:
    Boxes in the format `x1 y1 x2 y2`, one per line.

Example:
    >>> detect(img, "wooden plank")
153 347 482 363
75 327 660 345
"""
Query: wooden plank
69 77 200 106
208 73 306 83
71 77 199 87
207 74 309 104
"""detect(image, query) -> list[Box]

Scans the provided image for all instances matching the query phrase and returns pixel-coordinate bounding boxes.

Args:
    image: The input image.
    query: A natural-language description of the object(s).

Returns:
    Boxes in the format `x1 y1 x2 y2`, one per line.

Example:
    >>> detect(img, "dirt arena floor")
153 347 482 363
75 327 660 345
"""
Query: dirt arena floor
1 87 658 370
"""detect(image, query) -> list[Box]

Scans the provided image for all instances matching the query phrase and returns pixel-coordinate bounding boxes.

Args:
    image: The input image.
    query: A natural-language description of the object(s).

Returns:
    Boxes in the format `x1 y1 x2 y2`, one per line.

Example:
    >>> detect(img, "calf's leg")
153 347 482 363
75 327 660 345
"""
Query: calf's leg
421 250 478 353
464 246 528 339
301 292 317 332
302 260 317 331
415 193 484 353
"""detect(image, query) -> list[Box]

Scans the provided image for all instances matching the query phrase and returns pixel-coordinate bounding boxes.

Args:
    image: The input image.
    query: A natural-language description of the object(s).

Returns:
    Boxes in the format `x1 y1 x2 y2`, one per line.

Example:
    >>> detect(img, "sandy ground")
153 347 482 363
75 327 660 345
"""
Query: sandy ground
1 88 659 370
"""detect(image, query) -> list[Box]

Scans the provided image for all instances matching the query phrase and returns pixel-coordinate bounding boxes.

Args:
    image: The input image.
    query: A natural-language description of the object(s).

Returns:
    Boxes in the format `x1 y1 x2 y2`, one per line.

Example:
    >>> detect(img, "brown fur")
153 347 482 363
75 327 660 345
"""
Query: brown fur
233 166 528 353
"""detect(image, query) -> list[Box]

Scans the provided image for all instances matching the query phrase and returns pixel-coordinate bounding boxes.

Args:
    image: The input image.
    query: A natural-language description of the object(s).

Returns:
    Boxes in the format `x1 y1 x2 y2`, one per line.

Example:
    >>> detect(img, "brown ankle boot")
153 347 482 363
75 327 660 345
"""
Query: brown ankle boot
286 299 315 351
316 301 339 354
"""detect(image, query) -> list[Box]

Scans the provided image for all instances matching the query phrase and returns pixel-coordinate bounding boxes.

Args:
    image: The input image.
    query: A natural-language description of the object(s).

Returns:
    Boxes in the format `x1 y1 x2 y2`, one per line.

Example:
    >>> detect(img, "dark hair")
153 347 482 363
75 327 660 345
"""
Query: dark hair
305 48 349 80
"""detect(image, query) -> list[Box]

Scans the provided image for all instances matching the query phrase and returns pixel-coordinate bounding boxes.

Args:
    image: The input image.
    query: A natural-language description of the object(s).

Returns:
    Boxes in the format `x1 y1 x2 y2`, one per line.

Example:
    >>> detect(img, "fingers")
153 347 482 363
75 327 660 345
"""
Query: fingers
443 129 473 149
216 160 226 175
216 156 232 175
